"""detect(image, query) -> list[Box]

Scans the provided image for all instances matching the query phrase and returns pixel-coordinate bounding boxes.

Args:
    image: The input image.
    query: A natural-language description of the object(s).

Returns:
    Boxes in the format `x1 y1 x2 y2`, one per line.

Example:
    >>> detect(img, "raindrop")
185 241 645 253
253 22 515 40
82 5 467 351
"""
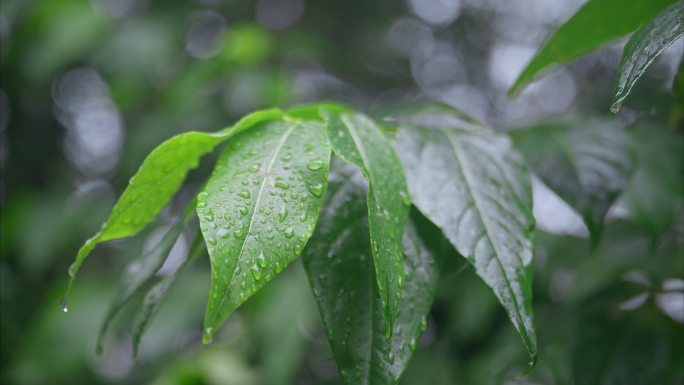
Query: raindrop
308 184 324 197
284 227 295 238
278 207 288 222
239 206 249 215
60 299 69 313
203 327 214 344
257 252 267 268
251 264 262 280
233 227 245 238
275 180 290 189
239 189 251 199
307 160 325 170
248 164 260 172
204 210 215 221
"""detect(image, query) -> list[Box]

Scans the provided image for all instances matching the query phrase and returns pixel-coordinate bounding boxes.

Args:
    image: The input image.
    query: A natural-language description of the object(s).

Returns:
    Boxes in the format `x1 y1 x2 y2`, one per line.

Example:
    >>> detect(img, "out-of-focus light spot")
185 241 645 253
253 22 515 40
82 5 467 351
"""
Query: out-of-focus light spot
622 270 651 287
52 68 124 178
438 83 490 123
663 278 684 291
488 43 536 90
256 0 304 31
532 177 589 237
90 0 142 18
619 292 649 311
386 17 434 57
656 291 684 323
223 72 267 116
411 41 466 92
292 69 362 105
549 268 575 301
407 0 461 27
185 10 227 59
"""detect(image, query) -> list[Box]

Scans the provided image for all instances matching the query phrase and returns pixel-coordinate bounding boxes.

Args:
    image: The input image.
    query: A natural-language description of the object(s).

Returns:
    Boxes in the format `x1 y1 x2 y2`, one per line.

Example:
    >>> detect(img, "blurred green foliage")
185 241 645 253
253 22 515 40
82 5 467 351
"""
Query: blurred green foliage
1 0 682 384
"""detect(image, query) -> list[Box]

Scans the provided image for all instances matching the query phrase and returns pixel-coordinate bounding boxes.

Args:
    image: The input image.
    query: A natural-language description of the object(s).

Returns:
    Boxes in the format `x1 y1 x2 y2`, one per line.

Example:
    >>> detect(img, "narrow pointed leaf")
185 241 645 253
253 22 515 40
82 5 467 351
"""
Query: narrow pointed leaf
611 0 684 113
395 124 537 362
302 161 439 385
96 196 199 353
95 221 183 354
509 0 676 96
132 230 206 357
511 120 634 242
65 108 283 300
198 119 330 342
325 112 409 336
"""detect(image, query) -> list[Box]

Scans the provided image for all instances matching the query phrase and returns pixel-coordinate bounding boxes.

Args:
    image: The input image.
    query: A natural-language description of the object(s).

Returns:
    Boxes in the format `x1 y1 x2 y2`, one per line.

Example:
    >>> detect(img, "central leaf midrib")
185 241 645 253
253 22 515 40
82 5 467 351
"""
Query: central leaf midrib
209 123 297 326
442 128 532 350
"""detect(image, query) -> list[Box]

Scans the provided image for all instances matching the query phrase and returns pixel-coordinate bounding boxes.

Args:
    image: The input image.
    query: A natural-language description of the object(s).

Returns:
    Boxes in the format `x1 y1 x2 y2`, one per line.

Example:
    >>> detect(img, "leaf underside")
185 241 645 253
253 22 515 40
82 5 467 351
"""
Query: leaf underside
302 160 439 385
395 123 537 361
197 118 331 342
511 120 634 243
325 112 410 337
611 0 684 112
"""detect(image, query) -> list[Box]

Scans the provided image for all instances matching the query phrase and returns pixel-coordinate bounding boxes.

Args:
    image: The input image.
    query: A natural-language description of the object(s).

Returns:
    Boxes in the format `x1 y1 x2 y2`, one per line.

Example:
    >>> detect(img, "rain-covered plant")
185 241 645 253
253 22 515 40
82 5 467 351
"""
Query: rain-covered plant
62 1 684 383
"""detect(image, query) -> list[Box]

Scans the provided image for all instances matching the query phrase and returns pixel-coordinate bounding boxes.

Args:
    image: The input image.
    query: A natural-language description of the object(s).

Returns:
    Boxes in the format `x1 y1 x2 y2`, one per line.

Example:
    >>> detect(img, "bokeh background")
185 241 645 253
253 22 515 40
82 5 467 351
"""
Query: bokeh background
1 0 683 384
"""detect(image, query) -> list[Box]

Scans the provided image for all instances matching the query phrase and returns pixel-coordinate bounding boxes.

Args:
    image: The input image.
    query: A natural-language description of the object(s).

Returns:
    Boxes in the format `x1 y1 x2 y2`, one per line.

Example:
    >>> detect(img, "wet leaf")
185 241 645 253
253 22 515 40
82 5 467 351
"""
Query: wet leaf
395 123 537 363
302 160 439 385
198 118 330 343
96 197 198 354
132 230 206 357
65 108 283 301
611 0 684 113
509 0 675 96
325 111 409 337
511 120 634 243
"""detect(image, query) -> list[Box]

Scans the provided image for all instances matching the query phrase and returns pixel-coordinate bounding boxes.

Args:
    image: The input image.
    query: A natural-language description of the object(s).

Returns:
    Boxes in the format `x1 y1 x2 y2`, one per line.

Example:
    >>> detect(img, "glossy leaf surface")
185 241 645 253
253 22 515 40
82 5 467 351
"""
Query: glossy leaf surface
512 120 634 242
65 108 283 300
509 0 675 96
302 160 439 385
325 112 409 336
611 0 684 112
198 119 330 342
395 124 537 362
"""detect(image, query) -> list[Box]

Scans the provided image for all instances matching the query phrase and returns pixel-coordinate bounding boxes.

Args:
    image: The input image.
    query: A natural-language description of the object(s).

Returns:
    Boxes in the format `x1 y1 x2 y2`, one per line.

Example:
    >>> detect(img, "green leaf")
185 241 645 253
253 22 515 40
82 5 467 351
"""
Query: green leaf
511 120 634 243
96 196 198 354
394 123 537 363
302 160 439 385
95 221 183 354
622 124 684 236
132 229 206 357
64 108 283 303
611 0 684 113
325 111 410 337
198 118 331 343
509 0 676 96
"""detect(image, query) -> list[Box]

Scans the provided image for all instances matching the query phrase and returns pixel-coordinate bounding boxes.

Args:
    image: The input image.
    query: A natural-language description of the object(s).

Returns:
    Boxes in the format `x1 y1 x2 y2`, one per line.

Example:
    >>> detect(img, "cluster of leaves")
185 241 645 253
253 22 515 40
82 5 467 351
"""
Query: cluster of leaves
61 1 684 383
63 91 683 383
510 0 684 113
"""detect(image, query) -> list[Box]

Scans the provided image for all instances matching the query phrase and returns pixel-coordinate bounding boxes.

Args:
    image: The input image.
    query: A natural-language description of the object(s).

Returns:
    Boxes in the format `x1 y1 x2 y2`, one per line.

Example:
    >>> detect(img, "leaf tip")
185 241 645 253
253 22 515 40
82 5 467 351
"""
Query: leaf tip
610 101 623 114
518 354 538 378
59 298 69 313
202 326 214 344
